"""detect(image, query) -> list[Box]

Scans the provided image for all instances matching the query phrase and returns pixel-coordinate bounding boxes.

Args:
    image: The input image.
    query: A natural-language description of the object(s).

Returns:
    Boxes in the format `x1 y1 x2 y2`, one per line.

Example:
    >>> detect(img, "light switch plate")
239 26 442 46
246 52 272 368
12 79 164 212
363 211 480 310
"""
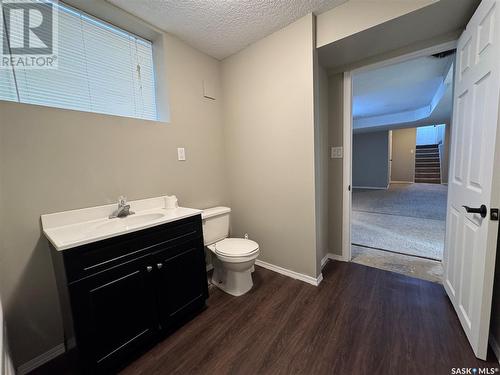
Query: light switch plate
331 146 343 159
177 147 186 161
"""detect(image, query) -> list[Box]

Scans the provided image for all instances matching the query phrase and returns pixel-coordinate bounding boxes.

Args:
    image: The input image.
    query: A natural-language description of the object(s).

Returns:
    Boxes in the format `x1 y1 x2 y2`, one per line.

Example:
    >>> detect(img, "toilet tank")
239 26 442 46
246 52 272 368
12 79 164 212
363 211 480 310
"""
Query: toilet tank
201 207 231 245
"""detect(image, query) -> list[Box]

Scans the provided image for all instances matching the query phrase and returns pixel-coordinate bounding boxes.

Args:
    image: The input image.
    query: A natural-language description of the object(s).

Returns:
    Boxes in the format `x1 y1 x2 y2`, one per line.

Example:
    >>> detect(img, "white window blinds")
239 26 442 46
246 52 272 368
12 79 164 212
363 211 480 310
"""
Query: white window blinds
0 1 157 120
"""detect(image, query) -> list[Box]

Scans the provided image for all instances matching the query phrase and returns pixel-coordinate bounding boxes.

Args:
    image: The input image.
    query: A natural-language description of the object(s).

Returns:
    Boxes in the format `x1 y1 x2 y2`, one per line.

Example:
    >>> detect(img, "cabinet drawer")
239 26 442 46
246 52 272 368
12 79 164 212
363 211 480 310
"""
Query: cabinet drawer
64 215 202 283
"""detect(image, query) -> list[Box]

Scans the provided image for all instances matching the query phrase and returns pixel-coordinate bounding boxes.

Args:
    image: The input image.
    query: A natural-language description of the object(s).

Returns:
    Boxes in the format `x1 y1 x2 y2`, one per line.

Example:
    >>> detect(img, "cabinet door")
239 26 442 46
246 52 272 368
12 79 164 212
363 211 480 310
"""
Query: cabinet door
154 239 208 329
69 257 158 371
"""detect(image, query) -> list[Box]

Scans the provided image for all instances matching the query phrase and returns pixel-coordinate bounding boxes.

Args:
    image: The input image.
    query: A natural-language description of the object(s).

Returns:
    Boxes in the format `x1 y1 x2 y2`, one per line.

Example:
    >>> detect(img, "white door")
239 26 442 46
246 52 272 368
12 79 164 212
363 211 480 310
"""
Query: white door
444 0 500 360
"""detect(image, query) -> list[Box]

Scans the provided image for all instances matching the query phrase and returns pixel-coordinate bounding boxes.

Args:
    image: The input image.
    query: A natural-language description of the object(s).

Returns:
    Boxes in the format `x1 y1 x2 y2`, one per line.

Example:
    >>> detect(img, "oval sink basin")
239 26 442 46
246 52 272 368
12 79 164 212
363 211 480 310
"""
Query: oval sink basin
87 213 166 237
90 220 127 236
124 213 165 227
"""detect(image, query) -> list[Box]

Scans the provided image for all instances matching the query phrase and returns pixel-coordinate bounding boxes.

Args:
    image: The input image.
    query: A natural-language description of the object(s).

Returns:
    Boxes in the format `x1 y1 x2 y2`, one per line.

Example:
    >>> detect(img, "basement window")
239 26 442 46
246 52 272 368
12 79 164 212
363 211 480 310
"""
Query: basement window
0 1 158 121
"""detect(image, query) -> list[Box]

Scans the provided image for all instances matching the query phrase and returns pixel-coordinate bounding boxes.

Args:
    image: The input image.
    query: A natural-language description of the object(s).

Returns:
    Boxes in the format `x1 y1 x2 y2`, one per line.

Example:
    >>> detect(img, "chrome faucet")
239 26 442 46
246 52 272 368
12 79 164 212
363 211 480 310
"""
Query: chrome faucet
109 196 135 219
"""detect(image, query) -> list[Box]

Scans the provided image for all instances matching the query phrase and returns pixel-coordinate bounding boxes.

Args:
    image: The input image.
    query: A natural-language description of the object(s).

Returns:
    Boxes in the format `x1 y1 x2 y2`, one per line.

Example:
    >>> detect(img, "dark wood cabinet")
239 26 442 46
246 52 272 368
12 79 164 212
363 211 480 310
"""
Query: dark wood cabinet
155 241 208 329
50 214 208 373
69 257 158 371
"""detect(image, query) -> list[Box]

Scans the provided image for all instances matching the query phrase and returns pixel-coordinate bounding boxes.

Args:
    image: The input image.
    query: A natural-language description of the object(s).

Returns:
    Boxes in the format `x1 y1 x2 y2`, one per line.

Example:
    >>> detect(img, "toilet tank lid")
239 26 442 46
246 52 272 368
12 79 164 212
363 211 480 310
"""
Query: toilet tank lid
202 206 231 219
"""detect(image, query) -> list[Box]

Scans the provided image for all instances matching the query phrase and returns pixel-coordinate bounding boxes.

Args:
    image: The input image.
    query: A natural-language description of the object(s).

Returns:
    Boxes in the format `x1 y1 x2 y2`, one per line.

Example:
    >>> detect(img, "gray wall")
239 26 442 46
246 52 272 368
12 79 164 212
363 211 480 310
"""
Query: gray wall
0 31 227 367
221 14 319 278
352 131 389 189
391 127 416 183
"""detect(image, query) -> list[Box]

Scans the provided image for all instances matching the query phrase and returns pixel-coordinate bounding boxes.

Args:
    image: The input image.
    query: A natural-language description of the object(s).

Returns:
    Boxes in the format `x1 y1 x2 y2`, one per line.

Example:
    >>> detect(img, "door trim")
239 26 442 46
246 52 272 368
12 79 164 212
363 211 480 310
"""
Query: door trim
341 40 458 262
342 71 353 262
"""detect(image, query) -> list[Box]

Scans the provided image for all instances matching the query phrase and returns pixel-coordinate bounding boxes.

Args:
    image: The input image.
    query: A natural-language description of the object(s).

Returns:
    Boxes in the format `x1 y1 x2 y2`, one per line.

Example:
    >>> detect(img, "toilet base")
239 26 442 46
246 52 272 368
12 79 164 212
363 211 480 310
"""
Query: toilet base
211 256 255 296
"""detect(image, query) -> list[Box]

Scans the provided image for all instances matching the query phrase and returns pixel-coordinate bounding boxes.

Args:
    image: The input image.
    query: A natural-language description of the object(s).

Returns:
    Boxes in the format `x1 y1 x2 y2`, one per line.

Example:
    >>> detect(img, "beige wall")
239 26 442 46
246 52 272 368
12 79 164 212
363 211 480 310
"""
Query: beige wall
0 31 226 367
391 128 417 183
316 0 437 48
327 73 344 256
221 14 318 278
315 65 330 266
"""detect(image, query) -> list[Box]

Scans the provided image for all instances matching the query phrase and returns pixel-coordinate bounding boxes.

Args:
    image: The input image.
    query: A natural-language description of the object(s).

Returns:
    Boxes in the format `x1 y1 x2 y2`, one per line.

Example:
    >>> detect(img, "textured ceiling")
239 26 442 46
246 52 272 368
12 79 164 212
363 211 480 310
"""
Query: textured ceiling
107 0 347 60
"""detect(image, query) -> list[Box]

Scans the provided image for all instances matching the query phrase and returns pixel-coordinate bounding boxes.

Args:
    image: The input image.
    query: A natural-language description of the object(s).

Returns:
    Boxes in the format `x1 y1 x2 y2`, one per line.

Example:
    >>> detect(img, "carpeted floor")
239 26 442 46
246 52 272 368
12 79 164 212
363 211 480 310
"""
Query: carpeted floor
352 183 447 261
352 211 446 260
353 183 447 220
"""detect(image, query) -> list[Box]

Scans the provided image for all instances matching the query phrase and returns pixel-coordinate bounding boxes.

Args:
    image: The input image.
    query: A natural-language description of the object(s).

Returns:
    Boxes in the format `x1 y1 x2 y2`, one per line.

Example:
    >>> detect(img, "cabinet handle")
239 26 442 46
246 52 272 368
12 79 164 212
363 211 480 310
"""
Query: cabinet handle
157 263 163 269
146 266 153 272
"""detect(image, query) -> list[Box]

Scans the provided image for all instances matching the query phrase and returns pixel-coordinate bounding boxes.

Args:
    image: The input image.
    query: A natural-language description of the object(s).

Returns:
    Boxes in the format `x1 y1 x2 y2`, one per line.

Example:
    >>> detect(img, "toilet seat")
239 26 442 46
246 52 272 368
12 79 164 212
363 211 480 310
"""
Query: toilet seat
208 238 259 257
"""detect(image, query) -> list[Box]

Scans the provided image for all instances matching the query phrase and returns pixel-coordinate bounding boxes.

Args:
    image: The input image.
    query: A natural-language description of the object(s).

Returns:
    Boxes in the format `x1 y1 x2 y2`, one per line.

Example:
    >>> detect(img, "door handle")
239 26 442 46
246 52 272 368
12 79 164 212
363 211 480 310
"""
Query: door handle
146 266 153 272
157 263 163 269
462 204 487 218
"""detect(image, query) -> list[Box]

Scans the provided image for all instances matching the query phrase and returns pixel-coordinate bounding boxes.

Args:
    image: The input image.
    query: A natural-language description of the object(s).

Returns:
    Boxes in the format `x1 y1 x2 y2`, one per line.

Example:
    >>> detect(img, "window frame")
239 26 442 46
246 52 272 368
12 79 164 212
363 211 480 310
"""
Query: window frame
0 0 170 123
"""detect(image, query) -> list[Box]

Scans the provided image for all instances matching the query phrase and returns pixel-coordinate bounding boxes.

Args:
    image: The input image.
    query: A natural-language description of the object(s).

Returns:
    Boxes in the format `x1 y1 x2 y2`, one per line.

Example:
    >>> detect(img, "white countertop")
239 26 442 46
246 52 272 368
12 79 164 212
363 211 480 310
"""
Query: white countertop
41 196 202 251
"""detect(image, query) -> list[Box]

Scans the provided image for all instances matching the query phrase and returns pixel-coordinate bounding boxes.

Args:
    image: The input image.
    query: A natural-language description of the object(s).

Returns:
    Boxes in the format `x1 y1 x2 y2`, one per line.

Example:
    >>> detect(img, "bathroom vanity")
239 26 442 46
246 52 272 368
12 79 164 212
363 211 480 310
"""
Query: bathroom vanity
42 197 208 372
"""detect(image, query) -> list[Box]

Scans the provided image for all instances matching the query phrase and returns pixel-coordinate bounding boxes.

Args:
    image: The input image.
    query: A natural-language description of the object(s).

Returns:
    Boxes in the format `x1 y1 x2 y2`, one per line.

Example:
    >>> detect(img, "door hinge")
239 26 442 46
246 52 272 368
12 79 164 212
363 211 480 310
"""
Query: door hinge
491 208 499 221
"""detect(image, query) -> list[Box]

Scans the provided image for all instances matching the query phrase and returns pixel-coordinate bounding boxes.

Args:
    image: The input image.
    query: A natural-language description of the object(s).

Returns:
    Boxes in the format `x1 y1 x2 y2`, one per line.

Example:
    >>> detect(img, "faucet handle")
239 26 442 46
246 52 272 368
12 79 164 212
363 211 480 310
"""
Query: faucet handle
118 195 127 206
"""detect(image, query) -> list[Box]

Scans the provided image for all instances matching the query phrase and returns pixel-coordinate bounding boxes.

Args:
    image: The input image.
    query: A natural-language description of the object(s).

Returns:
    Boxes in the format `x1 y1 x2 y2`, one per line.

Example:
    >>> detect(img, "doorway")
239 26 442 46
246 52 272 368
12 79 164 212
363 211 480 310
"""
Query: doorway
347 49 455 283
323 0 500 361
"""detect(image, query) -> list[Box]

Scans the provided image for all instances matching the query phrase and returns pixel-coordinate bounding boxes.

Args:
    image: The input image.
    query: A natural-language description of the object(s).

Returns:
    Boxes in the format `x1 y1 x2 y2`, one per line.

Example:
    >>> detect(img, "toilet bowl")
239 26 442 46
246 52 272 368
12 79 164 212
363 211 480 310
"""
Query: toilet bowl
208 238 259 296
202 207 260 296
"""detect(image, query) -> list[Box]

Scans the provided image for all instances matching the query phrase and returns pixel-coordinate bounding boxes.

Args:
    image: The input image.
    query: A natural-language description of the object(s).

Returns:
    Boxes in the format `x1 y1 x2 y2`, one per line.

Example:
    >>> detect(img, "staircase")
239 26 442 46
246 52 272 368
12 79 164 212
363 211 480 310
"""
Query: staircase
415 144 441 184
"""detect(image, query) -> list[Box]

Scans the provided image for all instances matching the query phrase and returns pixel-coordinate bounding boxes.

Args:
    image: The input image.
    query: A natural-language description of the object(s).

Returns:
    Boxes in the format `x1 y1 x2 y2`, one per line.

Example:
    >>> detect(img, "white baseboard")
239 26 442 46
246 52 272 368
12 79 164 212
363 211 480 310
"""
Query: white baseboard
321 252 348 269
254 259 323 286
327 252 349 262
17 343 65 375
352 185 387 190
490 333 500 364
321 254 329 269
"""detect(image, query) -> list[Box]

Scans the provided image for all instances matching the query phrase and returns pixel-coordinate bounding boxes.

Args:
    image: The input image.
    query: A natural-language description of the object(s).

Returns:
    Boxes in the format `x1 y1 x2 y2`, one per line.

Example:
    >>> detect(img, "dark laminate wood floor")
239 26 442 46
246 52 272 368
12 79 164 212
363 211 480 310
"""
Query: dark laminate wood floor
33 261 499 375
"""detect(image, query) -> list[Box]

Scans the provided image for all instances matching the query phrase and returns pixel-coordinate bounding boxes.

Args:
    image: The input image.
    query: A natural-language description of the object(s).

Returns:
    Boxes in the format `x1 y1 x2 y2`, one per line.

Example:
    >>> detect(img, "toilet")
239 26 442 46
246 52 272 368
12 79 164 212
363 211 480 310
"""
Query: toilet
202 207 259 296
